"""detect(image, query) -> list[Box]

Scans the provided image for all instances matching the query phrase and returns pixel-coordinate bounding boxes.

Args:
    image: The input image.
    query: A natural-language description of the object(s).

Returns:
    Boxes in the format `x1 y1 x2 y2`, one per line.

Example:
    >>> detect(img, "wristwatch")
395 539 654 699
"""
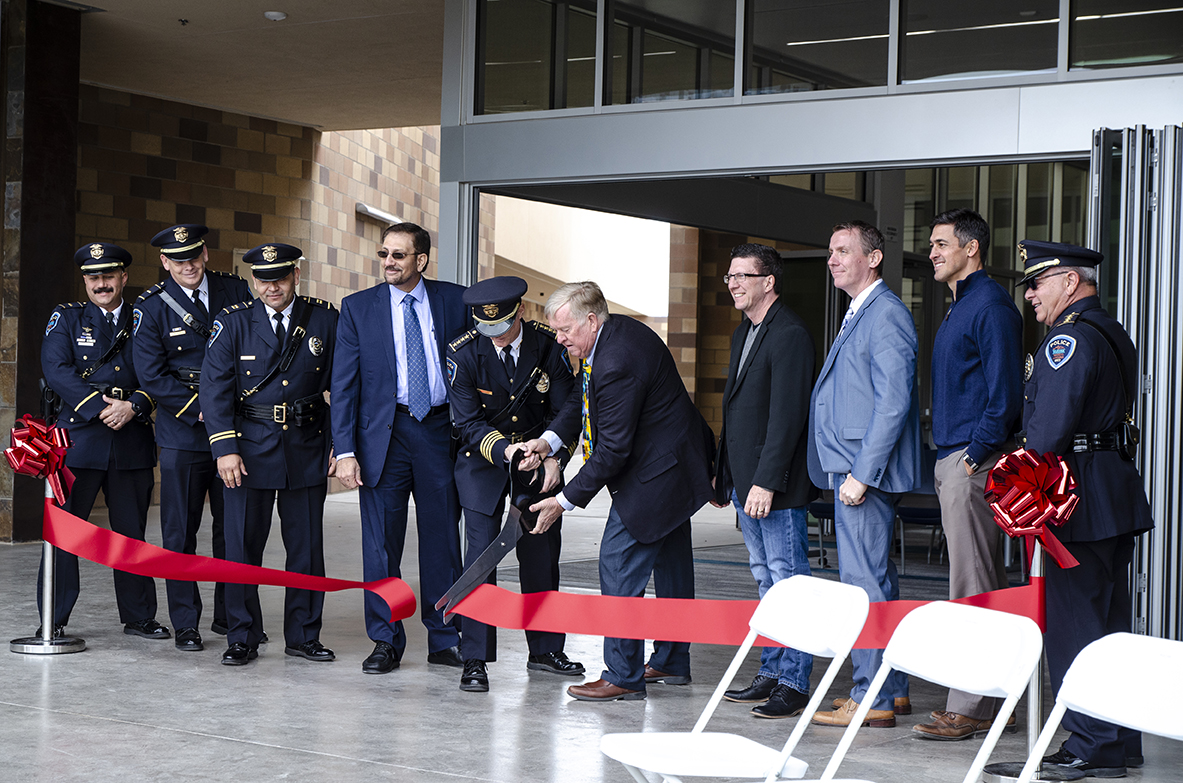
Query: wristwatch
962 453 979 473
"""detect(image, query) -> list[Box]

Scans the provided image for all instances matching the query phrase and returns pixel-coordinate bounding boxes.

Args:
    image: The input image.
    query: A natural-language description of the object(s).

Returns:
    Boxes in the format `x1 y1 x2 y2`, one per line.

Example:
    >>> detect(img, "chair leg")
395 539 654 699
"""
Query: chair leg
619 762 655 783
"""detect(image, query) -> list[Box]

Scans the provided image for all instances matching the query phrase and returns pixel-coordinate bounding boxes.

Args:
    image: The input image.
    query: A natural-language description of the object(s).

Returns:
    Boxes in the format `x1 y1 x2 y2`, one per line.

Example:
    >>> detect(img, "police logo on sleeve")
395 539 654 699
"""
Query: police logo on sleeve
1045 335 1076 370
208 320 224 347
45 312 60 336
447 357 457 386
132 308 142 336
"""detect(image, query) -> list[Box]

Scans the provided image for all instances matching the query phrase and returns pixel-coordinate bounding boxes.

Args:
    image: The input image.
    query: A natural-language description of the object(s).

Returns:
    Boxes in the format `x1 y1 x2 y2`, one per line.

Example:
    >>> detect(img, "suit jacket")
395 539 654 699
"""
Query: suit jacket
549 314 714 544
200 296 338 490
715 299 818 509
807 281 921 494
133 271 253 451
330 278 469 488
41 301 156 471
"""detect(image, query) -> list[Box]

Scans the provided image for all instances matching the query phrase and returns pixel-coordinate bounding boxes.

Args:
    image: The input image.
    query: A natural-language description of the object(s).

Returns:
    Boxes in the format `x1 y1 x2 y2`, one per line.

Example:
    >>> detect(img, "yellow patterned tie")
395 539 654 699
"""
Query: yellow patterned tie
581 359 593 460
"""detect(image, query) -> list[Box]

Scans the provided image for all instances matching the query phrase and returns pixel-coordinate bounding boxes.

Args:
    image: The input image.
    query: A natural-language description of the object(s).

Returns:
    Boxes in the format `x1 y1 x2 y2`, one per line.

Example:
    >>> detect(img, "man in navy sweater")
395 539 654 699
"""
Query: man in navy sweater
914 209 1023 740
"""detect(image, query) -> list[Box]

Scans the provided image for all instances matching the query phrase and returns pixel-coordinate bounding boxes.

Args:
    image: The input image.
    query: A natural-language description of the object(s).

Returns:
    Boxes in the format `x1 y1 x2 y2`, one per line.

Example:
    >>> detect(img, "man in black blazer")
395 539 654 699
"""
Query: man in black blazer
525 281 715 702
714 243 818 719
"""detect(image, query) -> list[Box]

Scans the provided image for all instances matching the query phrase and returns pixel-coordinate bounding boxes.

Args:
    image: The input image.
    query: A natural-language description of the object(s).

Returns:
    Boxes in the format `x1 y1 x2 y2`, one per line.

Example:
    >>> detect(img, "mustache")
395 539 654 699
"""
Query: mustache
93 288 114 294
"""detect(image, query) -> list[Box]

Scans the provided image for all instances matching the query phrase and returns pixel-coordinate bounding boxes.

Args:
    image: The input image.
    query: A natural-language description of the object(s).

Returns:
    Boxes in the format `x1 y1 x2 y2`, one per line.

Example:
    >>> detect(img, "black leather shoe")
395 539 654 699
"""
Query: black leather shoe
221 643 258 666
210 620 228 635
752 684 810 718
35 625 66 639
175 627 204 651
285 639 335 662
361 641 399 674
1042 745 1126 778
724 674 777 703
527 651 585 676
124 619 171 640
460 659 489 692
260 631 269 644
427 645 463 667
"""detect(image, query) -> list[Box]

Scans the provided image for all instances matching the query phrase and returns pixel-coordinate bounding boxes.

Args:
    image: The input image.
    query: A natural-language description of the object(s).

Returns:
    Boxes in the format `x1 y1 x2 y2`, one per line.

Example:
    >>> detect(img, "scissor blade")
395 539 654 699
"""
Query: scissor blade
436 505 526 618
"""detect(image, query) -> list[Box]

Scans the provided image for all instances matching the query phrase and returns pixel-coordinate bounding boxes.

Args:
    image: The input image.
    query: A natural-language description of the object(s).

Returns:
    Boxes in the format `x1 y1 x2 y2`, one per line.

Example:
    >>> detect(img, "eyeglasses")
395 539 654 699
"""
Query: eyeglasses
378 250 421 260
723 272 770 284
1024 269 1071 292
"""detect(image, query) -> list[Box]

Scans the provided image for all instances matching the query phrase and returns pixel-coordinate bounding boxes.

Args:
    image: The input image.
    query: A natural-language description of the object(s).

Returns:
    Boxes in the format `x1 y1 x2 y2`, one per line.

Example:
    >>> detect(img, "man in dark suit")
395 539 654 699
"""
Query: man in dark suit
331 222 469 674
714 243 817 718
201 243 338 667
37 242 166 641
133 224 253 652
447 276 584 692
524 281 714 702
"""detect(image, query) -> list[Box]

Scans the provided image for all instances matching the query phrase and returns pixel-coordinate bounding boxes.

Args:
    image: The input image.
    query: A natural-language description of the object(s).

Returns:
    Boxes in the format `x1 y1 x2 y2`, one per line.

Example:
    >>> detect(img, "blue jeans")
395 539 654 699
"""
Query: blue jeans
831 478 909 711
733 493 813 693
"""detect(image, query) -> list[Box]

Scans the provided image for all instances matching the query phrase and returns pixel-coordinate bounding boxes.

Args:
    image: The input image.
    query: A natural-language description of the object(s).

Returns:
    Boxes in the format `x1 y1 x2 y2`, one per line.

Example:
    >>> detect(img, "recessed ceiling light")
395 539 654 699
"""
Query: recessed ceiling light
264 11 287 21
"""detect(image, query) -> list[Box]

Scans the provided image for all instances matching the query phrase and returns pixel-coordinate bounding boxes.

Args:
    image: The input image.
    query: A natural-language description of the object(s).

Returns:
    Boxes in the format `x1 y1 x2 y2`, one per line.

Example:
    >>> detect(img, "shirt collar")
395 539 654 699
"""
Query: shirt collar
263 297 296 321
953 268 988 301
848 278 884 315
390 277 428 306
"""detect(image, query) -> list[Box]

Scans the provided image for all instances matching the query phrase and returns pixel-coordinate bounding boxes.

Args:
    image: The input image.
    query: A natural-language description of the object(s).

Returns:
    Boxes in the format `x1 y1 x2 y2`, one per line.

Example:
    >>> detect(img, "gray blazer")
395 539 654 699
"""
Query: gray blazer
807 281 921 494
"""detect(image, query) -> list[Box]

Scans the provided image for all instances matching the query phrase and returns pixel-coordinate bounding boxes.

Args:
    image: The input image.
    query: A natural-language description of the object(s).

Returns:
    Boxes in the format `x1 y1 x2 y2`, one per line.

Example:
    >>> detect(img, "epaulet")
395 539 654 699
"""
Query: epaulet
300 295 336 311
208 269 246 281
56 301 86 311
136 282 165 303
448 328 479 353
1056 311 1081 327
219 301 254 317
529 320 557 338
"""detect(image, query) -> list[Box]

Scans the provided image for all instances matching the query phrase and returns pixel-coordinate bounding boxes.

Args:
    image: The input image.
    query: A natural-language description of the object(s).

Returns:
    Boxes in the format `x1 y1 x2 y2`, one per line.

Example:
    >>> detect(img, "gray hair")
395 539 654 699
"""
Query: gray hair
545 281 609 322
1069 266 1098 285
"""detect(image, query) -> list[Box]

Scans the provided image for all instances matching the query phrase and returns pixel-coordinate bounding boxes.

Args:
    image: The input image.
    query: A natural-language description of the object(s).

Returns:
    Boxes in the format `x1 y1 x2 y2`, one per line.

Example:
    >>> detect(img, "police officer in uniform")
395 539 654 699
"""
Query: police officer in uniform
38 243 168 641
134 224 252 651
200 243 338 666
447 276 585 691
1017 240 1153 777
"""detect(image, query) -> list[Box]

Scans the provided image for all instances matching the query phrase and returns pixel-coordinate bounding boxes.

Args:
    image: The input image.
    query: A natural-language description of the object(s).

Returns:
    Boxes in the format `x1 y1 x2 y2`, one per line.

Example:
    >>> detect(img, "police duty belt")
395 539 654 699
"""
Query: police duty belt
156 289 212 340
436 449 559 619
238 301 314 402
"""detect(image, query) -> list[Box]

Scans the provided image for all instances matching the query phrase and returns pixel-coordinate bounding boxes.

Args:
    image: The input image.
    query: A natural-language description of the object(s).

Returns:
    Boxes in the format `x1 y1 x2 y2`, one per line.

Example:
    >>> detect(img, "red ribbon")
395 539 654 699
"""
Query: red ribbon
986 448 1080 569
5 415 74 504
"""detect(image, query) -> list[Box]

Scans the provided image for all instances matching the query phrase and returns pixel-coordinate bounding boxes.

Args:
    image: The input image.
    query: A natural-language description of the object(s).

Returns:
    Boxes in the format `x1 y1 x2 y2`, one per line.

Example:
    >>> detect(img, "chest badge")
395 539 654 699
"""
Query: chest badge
1024 353 1033 382
1045 335 1076 370
308 336 324 356
536 372 550 393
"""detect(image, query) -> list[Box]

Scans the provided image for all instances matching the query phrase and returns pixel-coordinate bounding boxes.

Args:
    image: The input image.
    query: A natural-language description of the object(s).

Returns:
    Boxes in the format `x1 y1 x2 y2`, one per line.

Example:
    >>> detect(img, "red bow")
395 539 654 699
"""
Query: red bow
985 448 1079 569
5 415 74 504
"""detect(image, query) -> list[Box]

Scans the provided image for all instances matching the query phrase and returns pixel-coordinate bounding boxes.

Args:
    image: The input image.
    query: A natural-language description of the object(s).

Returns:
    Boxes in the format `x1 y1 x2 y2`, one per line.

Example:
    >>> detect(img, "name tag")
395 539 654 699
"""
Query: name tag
76 337 95 347
169 327 186 336
240 355 256 361
478 388 492 395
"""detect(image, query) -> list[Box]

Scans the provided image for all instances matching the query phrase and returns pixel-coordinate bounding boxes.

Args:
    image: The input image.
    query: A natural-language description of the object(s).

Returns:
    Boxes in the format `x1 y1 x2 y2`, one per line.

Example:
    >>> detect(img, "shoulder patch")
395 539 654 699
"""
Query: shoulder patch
132 308 143 336
208 320 224 347
447 357 458 386
45 311 61 336
136 282 164 303
1045 335 1077 370
448 328 478 354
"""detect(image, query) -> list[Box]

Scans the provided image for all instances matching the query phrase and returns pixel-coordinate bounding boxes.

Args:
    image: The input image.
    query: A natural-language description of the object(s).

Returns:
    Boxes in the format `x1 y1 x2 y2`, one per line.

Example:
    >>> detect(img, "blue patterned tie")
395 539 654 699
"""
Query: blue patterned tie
402 294 431 421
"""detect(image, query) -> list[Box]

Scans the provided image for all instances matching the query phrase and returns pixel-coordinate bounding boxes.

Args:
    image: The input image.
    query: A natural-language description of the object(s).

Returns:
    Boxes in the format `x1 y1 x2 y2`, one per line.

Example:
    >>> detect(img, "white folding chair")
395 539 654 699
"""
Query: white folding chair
819 601 1043 783
600 574 870 783
1016 632 1183 783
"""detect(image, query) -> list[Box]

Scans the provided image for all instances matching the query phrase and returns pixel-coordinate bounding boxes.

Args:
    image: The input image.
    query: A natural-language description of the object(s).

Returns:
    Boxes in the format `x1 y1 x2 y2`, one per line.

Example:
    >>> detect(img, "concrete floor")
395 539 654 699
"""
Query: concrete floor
2 479 1179 783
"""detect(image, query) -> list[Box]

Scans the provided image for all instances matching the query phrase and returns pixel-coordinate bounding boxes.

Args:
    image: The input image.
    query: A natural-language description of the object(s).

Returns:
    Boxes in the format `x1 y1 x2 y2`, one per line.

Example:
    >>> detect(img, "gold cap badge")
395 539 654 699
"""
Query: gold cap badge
483 304 499 319
262 246 278 262
174 226 189 242
90 244 104 259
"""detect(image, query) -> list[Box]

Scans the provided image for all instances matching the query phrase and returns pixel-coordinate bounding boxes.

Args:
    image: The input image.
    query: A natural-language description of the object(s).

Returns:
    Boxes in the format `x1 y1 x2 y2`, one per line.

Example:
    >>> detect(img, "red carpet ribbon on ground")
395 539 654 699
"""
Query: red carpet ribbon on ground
450 579 1044 649
42 499 417 623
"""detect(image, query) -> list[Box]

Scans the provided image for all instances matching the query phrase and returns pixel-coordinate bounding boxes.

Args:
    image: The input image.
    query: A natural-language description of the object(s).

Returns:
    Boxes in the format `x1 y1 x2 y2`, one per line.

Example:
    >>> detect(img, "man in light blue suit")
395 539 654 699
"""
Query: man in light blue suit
808 221 921 729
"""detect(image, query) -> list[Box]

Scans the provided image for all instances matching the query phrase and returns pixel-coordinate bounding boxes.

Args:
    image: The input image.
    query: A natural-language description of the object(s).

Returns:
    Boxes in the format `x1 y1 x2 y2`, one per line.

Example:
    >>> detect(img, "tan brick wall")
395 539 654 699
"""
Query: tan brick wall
667 225 699 400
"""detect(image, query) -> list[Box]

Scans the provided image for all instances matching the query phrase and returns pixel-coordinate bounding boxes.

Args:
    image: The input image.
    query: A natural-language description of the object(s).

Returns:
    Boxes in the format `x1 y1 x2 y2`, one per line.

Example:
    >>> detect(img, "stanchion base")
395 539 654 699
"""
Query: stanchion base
10 635 86 655
982 762 1086 782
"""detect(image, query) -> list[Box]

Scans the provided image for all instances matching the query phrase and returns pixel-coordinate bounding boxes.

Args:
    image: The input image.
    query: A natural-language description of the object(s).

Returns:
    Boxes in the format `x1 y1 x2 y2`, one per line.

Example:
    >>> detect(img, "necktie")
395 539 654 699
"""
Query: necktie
192 289 208 323
103 311 115 338
402 294 431 421
581 360 594 461
502 348 516 384
838 305 855 337
273 312 286 352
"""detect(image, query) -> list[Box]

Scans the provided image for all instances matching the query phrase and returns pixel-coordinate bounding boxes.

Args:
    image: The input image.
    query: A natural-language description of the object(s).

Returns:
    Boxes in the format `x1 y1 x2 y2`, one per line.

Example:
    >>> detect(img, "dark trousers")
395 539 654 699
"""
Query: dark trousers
223 483 327 649
359 409 462 657
459 496 565 662
37 465 156 627
599 505 694 692
1046 534 1142 767
159 447 226 630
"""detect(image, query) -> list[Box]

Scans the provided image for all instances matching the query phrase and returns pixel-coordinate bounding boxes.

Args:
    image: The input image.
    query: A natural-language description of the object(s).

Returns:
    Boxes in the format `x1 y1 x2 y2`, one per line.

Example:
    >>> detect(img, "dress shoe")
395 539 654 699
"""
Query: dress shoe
221 643 258 666
124 619 171 640
260 631 269 644
35 624 65 639
361 641 399 674
643 664 691 685
427 645 464 667
912 710 1017 740
813 697 896 728
527 651 585 676
210 620 229 635
835 695 910 715
567 678 645 701
460 659 489 692
752 684 810 718
1042 745 1126 778
174 627 204 652
725 674 777 703
284 639 335 662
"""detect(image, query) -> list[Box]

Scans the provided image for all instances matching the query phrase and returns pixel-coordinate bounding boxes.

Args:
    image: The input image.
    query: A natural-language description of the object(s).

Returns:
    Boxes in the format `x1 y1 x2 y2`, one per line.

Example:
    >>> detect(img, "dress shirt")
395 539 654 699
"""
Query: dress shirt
181 275 211 313
846 278 884 320
541 326 603 511
263 298 296 335
389 279 448 408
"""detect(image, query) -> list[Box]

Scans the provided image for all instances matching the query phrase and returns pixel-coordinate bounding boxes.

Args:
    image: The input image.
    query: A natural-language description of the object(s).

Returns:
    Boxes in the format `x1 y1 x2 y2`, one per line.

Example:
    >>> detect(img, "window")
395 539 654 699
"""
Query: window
1071 1 1183 70
901 1 1058 83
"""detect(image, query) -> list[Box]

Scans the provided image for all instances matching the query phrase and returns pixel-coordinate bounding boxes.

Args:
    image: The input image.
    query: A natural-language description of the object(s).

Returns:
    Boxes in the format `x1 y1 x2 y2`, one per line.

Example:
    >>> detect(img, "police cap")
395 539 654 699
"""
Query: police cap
463 276 527 337
244 242 301 281
1018 240 1104 285
151 224 209 261
74 242 132 274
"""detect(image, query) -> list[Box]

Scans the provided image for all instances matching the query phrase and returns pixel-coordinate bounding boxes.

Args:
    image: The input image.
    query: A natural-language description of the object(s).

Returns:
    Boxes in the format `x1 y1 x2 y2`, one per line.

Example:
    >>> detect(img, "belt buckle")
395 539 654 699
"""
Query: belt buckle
110 387 124 399
273 404 287 424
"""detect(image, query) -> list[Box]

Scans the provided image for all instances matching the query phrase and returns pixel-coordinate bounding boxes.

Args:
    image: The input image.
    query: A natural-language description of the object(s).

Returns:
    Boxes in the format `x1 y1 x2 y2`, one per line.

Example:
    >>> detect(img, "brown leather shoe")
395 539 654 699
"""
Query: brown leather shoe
832 696 911 715
567 678 645 702
813 697 896 728
644 665 691 685
912 710 1018 740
